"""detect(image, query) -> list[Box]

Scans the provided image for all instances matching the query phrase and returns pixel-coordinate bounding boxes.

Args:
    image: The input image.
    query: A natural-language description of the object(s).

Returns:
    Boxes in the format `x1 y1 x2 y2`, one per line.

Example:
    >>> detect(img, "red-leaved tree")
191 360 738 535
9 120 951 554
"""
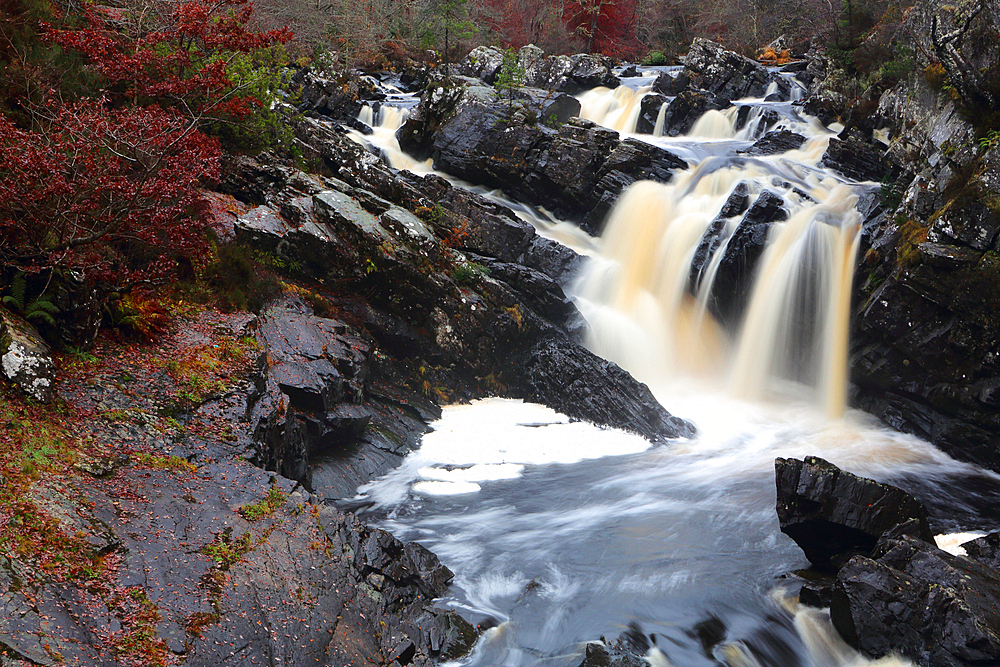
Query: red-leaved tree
0 0 292 297
45 0 292 124
563 0 643 58
0 101 219 290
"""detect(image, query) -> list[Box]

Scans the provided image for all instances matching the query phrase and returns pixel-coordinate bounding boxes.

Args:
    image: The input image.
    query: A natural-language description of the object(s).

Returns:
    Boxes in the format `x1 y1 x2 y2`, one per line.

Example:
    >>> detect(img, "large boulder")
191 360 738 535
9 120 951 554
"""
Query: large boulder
517 334 696 443
400 76 687 233
655 89 731 137
678 38 791 100
775 456 934 570
458 45 619 94
831 535 1000 667
0 307 56 402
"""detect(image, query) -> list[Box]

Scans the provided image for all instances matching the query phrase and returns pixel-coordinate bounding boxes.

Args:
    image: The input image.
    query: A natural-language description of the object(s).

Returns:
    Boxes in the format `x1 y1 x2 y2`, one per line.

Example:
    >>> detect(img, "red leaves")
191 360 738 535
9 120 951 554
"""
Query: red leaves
0 101 219 287
562 0 643 58
45 0 291 123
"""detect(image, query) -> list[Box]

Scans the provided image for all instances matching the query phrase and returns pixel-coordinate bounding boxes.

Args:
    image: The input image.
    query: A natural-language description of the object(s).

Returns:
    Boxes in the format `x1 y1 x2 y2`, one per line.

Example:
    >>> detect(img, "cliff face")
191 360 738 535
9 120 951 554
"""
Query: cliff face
848 0 1000 470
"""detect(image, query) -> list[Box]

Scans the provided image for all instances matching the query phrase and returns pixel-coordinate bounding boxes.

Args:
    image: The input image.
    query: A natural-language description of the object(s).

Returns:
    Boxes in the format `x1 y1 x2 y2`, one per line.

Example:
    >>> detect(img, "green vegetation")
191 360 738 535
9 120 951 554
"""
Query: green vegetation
239 486 287 521
202 530 254 568
133 453 197 474
494 48 526 113
452 261 489 284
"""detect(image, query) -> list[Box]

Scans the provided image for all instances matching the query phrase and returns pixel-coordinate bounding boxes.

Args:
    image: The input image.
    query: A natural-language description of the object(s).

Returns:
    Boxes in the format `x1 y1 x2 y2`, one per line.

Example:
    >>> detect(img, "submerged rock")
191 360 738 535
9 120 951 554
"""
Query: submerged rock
775 456 933 570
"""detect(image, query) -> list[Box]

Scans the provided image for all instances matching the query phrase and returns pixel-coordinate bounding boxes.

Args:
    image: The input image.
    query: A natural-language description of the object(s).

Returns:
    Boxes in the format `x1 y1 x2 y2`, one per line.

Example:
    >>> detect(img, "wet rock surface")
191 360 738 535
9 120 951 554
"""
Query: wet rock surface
831 535 1000 667
709 189 788 325
234 116 694 456
397 79 686 233
775 457 933 571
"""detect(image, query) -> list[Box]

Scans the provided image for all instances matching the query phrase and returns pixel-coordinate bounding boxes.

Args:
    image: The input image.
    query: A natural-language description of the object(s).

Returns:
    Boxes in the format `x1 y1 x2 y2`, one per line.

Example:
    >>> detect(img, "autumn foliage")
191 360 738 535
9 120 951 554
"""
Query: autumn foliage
45 0 292 122
562 0 642 58
0 0 290 298
0 102 218 289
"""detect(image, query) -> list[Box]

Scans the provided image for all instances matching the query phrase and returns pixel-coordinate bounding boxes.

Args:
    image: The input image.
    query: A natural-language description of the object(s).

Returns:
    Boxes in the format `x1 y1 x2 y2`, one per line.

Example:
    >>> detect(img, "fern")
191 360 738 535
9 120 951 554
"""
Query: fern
2 273 27 311
2 272 59 326
25 298 59 326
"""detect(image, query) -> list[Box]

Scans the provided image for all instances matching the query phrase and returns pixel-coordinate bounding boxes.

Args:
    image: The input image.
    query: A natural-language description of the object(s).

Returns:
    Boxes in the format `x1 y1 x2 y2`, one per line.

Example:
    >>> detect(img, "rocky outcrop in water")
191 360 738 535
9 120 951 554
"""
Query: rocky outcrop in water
775 457 1000 667
229 115 694 468
775 457 934 571
832 535 1000 667
397 79 686 233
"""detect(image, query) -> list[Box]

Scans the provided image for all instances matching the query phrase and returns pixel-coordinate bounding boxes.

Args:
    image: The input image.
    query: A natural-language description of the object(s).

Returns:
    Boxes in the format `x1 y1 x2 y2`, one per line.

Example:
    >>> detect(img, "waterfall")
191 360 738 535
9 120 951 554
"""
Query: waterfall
574 126 862 417
577 85 651 134
343 66 1000 667
352 103 433 173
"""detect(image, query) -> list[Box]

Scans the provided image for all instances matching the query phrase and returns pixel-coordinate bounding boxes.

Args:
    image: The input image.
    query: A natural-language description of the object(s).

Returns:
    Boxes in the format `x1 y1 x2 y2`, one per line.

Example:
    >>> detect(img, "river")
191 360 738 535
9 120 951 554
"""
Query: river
344 68 1000 667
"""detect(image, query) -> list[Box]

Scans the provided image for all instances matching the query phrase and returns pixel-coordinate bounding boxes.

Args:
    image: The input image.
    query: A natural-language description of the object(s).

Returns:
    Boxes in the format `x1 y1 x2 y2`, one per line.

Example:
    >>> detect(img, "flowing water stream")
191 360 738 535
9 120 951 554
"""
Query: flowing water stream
347 73 1000 667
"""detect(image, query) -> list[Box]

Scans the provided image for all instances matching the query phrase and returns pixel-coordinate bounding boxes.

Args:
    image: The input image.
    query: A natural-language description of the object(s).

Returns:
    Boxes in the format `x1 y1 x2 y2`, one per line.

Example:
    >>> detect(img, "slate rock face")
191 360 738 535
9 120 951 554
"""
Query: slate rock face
517 334 696 443
820 133 892 182
831 536 1000 667
775 456 933 570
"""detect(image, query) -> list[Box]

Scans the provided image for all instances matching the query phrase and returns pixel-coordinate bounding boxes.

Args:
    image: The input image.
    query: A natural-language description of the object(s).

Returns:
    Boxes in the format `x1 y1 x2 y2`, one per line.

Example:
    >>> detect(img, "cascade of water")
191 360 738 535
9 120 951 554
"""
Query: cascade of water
353 103 434 173
653 101 669 137
577 85 651 133
574 112 861 417
343 68 1000 667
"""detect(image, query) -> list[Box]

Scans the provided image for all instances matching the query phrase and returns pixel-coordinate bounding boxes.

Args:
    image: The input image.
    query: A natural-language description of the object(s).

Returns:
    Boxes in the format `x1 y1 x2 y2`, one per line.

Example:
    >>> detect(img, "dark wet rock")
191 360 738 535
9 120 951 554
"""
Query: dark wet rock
831 535 1000 667
798 580 833 608
293 69 383 131
237 124 694 456
49 270 101 350
678 38 791 100
689 217 729 293
775 457 934 571
619 65 640 78
963 532 1000 570
518 235 586 286
800 91 844 126
688 182 750 290
657 89 730 137
636 93 668 134
851 246 1000 469
517 334 695 442
741 130 807 156
820 133 892 182
406 80 686 232
0 307 55 402
916 242 982 268
720 181 751 218
926 198 1000 251
734 105 781 137
709 190 788 324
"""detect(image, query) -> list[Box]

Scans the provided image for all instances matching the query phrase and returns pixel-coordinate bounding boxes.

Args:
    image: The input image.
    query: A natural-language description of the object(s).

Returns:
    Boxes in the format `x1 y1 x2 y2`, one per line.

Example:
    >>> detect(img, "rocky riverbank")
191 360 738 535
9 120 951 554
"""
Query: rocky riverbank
3 0 1000 662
